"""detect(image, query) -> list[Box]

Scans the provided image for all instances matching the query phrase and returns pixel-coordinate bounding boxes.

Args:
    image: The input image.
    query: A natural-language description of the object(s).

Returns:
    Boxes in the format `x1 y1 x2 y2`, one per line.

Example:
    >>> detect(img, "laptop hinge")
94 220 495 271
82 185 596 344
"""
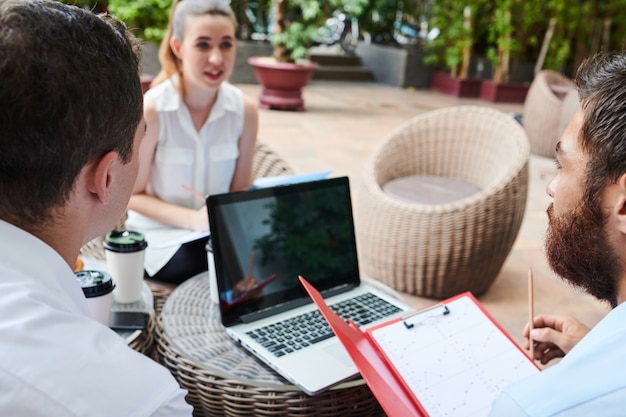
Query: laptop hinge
239 284 355 324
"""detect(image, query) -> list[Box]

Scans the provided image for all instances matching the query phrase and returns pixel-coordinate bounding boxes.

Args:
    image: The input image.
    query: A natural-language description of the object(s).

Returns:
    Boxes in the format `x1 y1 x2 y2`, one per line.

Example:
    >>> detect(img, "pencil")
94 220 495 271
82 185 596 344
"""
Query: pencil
181 183 206 204
528 268 534 359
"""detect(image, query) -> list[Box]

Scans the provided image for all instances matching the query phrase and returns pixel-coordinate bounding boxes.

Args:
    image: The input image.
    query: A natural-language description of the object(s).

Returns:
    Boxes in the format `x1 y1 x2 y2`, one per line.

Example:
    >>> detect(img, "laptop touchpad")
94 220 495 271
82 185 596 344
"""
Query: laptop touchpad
323 343 352 367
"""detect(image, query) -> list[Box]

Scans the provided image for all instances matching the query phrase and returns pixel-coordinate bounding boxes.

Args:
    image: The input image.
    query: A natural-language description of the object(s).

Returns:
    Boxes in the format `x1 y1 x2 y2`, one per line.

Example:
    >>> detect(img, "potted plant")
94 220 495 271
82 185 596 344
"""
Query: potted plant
248 0 366 111
425 1 480 97
247 0 322 111
480 0 530 102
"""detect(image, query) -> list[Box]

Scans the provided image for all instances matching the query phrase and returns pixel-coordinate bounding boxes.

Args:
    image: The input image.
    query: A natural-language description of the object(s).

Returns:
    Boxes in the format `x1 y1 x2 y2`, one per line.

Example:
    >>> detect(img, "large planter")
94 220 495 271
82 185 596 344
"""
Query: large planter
480 79 529 103
247 57 319 111
355 43 431 89
431 71 481 97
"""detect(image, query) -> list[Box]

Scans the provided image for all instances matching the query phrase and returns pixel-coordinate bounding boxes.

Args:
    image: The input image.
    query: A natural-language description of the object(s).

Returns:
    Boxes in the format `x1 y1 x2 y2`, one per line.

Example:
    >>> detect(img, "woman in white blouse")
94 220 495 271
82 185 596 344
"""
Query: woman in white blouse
129 0 258 232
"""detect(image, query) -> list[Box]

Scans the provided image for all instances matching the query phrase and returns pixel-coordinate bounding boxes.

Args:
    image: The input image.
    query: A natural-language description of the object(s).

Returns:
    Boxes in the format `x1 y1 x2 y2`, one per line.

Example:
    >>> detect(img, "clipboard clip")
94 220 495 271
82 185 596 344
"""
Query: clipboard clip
403 304 450 329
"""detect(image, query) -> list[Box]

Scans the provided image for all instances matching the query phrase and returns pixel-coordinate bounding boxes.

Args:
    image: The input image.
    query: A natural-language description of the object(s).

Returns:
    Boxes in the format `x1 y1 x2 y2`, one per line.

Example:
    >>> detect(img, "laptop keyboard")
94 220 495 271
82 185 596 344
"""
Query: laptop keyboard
245 292 403 357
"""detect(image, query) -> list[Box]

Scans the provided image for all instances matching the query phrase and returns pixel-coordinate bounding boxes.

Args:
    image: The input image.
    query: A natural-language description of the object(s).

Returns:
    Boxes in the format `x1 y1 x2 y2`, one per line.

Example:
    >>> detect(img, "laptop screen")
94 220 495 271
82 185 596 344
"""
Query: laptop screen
207 177 361 326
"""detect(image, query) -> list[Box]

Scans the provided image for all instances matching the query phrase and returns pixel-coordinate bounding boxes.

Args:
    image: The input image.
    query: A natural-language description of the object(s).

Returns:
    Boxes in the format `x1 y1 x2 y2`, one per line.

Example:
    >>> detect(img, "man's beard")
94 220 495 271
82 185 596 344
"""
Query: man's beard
545 199 620 307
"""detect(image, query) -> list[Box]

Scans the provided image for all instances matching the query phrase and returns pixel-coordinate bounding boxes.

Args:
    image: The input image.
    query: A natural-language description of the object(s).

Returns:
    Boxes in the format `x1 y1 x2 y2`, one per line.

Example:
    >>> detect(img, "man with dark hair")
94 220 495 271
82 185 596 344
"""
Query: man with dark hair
489 52 626 415
0 1 192 415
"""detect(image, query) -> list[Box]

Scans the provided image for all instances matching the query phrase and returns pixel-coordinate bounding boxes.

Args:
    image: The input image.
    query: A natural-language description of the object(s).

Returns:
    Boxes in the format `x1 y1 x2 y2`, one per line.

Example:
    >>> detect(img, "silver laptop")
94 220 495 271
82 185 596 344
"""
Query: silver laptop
206 176 412 395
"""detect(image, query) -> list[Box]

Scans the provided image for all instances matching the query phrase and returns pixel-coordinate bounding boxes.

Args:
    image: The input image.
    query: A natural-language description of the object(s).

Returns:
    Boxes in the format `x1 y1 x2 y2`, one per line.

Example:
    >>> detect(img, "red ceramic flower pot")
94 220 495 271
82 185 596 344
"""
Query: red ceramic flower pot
248 57 319 111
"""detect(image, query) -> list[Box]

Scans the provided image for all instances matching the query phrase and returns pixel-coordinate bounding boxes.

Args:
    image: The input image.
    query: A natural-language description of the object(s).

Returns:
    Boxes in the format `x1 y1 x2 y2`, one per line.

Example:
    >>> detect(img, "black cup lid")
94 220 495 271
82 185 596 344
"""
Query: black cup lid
103 230 147 253
75 270 115 298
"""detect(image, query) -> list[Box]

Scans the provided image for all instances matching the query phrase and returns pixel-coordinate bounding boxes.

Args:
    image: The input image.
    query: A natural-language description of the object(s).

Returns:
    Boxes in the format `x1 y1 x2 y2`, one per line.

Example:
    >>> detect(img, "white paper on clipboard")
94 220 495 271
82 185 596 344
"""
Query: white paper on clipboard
366 294 540 417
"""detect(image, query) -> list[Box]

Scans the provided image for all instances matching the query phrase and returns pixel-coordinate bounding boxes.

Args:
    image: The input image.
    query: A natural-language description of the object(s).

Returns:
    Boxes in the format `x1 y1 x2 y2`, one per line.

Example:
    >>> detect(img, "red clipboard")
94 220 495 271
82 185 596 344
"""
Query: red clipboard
299 276 539 417
299 276 425 416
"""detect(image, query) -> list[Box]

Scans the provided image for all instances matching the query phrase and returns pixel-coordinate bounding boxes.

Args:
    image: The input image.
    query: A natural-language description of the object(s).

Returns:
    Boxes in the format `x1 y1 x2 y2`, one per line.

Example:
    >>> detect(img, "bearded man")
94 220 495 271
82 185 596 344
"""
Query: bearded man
489 52 626 416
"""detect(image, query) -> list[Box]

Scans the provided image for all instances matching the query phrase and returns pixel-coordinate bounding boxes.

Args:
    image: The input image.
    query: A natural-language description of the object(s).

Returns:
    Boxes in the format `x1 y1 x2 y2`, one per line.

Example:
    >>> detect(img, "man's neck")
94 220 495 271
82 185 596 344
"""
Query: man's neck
616 277 626 307
10 213 84 271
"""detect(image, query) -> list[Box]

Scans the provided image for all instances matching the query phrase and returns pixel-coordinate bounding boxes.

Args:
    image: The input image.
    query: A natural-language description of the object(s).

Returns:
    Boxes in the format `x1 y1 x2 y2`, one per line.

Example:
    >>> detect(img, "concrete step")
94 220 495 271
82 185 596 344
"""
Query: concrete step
308 53 363 67
313 65 374 81
308 49 374 82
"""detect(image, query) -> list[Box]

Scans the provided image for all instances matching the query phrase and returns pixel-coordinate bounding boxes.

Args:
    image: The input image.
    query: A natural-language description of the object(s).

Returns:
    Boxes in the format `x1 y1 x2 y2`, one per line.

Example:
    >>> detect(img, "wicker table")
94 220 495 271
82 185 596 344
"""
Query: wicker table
155 273 387 417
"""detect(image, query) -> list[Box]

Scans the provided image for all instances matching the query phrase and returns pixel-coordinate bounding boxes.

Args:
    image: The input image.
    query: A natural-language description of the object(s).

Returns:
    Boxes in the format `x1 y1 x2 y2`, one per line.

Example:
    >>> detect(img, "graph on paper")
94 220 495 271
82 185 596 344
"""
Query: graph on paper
368 295 539 417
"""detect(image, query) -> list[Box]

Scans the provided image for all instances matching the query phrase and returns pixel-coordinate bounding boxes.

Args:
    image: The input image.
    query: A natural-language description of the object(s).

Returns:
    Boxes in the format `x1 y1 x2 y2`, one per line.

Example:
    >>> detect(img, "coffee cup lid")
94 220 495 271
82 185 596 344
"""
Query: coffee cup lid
75 270 115 298
104 230 148 253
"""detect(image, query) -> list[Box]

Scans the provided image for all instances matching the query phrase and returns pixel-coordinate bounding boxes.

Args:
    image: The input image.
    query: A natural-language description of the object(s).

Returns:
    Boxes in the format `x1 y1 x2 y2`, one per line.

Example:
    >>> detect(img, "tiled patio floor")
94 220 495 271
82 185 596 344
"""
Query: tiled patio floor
237 80 609 367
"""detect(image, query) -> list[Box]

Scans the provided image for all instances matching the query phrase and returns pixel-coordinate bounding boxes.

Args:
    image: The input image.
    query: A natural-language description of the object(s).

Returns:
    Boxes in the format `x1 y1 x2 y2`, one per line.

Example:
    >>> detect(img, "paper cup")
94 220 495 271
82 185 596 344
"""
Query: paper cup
104 230 147 303
75 270 115 326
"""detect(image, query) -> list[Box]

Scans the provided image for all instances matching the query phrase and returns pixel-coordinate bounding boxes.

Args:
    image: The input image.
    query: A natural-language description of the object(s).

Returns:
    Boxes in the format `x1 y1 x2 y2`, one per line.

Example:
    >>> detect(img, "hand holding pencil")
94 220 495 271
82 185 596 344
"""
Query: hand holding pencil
181 183 206 204
523 268 591 364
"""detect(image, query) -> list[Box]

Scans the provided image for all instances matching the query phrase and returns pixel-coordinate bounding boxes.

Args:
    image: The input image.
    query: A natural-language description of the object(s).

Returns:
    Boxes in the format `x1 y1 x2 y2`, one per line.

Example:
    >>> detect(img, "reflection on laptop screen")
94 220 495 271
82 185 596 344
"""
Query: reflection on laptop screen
208 177 360 326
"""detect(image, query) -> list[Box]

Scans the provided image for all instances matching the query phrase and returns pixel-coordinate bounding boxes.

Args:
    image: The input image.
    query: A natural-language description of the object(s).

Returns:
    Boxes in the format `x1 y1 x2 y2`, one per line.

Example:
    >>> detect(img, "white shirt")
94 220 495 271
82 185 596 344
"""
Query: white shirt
145 76 244 210
0 220 192 416
489 302 626 416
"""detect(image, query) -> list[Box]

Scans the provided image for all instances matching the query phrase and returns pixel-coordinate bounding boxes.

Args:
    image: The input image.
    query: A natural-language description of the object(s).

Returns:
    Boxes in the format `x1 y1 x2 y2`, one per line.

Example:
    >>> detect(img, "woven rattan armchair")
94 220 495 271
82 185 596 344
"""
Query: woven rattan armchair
523 70 576 157
251 142 294 179
556 88 579 142
355 106 530 299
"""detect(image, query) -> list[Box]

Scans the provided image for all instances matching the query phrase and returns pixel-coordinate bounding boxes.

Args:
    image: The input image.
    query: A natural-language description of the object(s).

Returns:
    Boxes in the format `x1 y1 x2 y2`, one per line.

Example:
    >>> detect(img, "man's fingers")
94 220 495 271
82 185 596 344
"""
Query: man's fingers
530 327 563 345
532 314 566 332
539 347 565 364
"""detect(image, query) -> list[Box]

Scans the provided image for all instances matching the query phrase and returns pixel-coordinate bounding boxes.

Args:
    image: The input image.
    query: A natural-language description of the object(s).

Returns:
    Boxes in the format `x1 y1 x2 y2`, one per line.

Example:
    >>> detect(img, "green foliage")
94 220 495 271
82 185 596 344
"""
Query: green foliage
360 0 430 42
107 0 173 43
55 0 103 8
539 0 578 73
272 22 318 61
271 0 367 62
359 0 398 41
232 0 272 39
54 0 171 42
425 0 477 77
425 0 626 82
484 0 520 82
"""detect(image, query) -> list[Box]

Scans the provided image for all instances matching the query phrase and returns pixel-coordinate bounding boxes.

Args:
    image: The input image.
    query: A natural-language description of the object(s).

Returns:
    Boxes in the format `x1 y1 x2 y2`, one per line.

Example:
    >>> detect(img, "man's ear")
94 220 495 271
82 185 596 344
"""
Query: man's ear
86 151 120 204
615 172 626 234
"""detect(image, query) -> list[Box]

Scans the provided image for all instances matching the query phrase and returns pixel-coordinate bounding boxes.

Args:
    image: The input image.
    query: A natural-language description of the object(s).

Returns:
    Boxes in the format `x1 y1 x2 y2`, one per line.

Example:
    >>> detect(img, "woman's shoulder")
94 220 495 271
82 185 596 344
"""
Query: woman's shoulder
145 76 175 96
218 82 246 113
220 81 244 99
242 94 258 117
145 77 180 113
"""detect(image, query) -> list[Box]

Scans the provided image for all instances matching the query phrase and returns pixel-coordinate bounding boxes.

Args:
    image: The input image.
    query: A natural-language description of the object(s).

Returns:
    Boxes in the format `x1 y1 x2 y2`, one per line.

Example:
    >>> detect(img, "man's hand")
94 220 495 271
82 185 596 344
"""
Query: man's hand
524 314 590 364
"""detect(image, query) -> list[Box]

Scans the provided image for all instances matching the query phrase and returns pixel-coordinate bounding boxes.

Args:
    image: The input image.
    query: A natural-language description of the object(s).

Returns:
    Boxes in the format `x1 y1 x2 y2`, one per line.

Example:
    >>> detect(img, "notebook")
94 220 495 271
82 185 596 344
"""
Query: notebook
300 277 541 416
206 176 413 395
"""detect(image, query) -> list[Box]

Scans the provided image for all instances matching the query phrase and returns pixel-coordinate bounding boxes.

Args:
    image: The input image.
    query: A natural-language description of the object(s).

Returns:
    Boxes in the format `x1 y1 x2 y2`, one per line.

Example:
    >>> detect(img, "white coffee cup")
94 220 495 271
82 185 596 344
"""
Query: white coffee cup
75 270 116 326
104 230 147 303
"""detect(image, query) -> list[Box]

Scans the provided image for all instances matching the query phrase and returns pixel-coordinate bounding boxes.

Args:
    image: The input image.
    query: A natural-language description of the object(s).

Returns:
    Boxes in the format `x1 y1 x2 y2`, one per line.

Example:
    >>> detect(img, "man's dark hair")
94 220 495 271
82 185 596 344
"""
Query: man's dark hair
0 0 142 227
576 51 626 204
